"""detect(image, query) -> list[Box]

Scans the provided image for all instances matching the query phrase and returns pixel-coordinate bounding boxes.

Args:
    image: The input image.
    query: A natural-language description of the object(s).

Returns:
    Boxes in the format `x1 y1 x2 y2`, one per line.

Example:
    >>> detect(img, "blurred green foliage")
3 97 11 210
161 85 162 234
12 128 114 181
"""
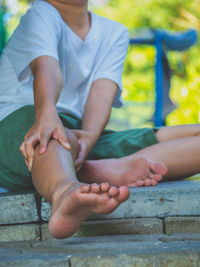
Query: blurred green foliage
4 0 28 39
94 0 200 125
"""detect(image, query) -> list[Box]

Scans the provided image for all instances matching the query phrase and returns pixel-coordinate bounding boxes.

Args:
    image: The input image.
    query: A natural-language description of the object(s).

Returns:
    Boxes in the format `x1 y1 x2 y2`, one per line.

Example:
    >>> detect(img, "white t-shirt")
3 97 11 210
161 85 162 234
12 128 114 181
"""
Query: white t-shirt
0 0 129 121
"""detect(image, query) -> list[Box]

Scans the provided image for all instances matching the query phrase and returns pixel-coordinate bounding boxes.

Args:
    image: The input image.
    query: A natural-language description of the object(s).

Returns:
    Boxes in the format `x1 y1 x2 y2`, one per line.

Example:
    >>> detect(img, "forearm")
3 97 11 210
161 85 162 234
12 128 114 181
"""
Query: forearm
81 79 118 144
31 56 63 119
20 57 71 170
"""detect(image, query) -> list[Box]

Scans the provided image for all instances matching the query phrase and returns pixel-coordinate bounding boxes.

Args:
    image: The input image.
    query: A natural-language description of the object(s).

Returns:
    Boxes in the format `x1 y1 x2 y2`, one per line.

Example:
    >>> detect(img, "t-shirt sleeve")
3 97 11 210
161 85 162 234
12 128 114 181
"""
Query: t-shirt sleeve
93 27 129 107
5 4 60 83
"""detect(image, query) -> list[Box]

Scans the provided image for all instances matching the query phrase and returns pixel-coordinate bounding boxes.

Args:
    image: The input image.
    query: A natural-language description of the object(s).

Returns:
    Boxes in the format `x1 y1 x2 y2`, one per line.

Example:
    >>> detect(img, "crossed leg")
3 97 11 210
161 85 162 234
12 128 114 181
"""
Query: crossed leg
31 128 129 239
78 124 200 187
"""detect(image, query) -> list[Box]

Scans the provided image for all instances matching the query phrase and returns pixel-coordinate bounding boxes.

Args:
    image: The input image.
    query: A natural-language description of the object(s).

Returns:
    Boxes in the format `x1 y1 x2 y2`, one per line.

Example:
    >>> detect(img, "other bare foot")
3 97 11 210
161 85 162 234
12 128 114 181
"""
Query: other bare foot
48 183 129 239
78 157 167 187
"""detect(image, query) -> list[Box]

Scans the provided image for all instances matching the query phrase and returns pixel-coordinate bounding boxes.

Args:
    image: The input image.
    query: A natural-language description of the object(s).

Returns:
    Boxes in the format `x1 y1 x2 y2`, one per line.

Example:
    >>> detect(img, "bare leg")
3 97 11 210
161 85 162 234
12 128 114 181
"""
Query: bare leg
78 124 200 186
31 129 129 239
155 124 200 142
135 124 200 180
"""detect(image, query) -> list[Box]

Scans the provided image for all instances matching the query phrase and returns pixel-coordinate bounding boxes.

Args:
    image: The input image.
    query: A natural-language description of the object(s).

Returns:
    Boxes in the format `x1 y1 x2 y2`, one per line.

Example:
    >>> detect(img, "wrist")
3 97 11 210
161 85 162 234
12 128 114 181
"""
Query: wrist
35 101 57 120
85 130 100 145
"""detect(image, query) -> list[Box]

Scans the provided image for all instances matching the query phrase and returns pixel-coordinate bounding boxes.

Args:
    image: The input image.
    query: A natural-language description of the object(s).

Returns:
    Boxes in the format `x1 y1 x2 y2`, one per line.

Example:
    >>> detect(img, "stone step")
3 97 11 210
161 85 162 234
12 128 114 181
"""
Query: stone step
0 180 200 241
0 234 200 266
41 180 200 220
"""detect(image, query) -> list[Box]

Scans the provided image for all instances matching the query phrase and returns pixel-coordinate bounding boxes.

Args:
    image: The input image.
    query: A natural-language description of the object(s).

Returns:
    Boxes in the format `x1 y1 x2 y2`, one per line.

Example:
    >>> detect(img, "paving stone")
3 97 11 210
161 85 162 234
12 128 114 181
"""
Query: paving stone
75 218 163 237
0 224 40 242
0 193 38 224
41 224 51 240
164 216 200 235
41 180 200 221
41 218 162 240
41 198 51 221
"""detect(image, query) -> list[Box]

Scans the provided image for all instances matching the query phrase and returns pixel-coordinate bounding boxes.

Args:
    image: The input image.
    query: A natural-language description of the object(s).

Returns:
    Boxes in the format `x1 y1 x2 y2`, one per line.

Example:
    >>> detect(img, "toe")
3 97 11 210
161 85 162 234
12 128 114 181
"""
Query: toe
108 186 119 197
91 183 100 193
136 180 145 187
79 184 91 193
128 183 137 187
150 161 168 175
154 174 163 181
117 186 130 202
149 172 155 180
100 182 110 192
144 179 152 186
151 179 158 186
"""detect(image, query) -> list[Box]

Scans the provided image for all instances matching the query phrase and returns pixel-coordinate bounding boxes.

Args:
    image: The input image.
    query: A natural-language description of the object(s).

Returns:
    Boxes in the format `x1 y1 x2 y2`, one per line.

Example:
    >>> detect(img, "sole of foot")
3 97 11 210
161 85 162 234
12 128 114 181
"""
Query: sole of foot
48 183 129 239
78 157 168 188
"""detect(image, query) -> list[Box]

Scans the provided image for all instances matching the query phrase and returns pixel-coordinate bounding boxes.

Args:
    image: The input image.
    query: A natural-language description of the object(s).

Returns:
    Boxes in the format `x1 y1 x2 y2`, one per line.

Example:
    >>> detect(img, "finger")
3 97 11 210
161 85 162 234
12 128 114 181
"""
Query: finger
24 159 29 169
76 141 86 162
20 141 32 171
75 161 83 173
53 129 71 150
24 135 39 170
19 141 28 160
40 129 52 154
75 157 83 167
75 151 83 168
75 151 84 170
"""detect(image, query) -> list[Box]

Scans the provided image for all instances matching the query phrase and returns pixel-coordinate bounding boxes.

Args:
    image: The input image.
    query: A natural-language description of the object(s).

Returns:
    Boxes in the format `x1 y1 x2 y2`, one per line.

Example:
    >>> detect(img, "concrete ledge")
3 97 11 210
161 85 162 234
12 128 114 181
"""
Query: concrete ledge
0 180 200 242
0 192 38 224
0 180 200 264
70 252 200 267
41 180 200 220
0 235 200 267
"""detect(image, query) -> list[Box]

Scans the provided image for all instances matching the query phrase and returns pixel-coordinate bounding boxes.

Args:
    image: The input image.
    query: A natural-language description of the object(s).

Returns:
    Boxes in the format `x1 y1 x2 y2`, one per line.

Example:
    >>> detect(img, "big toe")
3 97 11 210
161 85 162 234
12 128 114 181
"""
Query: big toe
150 161 168 175
117 186 130 202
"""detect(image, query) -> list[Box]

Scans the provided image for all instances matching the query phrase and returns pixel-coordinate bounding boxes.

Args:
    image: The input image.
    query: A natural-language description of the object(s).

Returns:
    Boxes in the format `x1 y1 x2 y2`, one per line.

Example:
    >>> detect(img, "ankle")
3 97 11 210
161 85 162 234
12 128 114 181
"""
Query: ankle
51 181 79 206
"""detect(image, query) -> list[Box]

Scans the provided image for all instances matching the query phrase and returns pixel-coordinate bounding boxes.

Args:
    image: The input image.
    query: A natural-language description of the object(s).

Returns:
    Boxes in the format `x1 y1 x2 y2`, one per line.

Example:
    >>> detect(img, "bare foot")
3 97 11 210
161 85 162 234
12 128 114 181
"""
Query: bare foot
48 183 129 239
78 157 168 187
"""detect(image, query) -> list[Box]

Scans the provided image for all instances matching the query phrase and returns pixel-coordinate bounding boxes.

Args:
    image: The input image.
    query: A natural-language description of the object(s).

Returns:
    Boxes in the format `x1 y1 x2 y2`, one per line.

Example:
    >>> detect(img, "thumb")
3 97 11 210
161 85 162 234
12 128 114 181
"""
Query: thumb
75 141 85 164
53 129 71 150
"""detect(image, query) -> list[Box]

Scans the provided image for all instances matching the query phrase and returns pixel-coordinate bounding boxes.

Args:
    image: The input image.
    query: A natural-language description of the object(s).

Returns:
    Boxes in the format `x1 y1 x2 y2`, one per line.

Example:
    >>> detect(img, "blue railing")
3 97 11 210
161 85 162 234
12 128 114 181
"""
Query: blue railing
130 29 198 126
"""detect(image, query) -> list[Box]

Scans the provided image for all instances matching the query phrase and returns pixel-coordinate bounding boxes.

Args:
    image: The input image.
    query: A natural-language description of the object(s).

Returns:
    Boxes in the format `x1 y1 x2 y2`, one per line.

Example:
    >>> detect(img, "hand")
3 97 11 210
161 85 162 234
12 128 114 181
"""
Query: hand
72 130 98 172
20 107 71 171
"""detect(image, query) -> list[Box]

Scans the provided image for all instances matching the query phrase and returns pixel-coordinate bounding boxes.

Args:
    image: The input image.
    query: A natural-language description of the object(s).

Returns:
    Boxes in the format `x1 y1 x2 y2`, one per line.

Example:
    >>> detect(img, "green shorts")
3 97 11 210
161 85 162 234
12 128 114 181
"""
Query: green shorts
0 105 158 191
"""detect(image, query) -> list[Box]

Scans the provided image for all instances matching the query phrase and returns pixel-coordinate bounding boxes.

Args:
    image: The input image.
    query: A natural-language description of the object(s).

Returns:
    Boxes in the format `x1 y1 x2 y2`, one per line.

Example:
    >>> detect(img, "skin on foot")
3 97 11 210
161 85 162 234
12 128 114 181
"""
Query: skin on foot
78 157 168 187
48 183 129 239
